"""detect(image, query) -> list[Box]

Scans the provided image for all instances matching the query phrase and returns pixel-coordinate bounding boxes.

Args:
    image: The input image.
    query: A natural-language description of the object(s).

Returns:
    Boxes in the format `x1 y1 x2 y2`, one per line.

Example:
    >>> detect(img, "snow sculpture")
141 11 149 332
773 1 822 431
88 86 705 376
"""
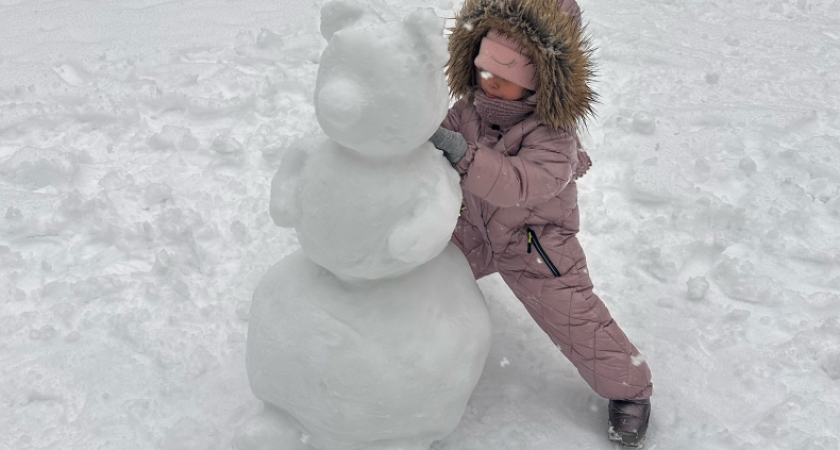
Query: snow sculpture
234 2 492 450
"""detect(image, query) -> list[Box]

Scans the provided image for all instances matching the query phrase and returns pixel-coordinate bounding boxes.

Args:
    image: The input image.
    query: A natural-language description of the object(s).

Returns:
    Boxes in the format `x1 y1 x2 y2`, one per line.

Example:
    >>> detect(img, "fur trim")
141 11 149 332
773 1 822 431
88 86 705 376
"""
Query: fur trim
446 0 597 131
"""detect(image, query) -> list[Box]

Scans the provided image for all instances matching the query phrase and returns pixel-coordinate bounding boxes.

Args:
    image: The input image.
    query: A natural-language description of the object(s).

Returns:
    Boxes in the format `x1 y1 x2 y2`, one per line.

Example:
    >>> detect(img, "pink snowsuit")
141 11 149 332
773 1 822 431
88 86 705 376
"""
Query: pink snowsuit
442 0 653 400
443 97 653 401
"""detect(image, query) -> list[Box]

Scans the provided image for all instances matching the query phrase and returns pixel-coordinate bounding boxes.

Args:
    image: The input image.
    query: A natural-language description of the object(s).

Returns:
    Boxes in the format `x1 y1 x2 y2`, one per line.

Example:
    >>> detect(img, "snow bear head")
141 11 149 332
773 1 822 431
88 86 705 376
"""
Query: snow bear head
314 0 450 158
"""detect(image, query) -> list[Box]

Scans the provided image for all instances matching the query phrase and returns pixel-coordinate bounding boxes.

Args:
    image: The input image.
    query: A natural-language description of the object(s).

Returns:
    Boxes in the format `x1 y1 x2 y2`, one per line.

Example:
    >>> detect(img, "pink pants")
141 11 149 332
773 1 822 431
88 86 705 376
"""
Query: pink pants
452 220 653 401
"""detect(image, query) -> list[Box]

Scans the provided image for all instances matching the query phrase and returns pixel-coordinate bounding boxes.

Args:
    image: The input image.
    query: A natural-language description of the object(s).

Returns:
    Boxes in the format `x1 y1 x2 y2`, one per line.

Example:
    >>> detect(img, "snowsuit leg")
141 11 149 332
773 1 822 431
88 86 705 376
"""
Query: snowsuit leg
452 212 653 400
495 227 653 401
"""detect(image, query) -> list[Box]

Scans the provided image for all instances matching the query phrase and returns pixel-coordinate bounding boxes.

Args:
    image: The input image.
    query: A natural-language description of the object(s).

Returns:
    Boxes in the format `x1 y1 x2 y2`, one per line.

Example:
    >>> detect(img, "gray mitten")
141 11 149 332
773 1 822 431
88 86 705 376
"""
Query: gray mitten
429 127 467 164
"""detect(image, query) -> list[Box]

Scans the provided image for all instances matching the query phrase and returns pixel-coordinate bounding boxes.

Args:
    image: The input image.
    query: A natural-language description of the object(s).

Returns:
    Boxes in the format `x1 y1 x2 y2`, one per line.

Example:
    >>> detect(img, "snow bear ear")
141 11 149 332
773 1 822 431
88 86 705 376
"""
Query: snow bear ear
404 8 449 69
320 0 383 41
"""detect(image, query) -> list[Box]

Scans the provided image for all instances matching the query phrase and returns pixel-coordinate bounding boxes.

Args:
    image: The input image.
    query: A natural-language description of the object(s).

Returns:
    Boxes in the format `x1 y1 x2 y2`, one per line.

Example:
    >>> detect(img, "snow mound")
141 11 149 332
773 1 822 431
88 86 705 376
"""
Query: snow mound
243 246 491 449
0 146 79 190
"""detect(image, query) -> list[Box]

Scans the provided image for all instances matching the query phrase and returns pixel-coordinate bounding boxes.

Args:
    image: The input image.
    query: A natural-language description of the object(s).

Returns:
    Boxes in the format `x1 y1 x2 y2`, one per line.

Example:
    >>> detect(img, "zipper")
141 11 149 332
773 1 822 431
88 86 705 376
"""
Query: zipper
526 228 562 277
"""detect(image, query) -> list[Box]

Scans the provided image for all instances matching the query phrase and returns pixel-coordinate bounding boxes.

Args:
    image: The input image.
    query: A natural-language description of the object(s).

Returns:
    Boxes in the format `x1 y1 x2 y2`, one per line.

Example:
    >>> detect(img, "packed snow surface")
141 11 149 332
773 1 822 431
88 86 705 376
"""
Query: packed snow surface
1 0 839 449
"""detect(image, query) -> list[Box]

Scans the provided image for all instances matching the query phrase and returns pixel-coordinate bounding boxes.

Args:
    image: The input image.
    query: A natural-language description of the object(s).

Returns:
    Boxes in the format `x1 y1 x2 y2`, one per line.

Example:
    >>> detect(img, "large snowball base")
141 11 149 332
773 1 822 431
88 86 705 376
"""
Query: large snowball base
241 244 492 450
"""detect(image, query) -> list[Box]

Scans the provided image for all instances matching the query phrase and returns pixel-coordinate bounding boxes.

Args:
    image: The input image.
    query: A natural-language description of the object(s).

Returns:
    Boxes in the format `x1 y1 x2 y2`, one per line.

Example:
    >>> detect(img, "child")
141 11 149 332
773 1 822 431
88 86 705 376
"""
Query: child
429 0 653 447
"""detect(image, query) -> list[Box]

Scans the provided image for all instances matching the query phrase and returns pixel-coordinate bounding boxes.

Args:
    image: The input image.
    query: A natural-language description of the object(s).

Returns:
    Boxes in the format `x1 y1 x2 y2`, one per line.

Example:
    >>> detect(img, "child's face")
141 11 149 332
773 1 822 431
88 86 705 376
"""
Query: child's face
478 69 527 101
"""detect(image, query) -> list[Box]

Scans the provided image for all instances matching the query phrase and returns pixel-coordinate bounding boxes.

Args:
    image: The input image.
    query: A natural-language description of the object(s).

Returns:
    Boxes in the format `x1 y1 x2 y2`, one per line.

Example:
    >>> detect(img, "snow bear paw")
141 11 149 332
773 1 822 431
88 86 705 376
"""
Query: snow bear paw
233 406 313 450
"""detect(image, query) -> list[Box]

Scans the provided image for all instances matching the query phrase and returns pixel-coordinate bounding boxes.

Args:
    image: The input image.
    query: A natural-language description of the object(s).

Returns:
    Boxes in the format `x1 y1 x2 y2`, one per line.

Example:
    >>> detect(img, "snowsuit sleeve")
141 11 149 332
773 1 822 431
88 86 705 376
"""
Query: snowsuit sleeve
440 99 464 134
455 125 576 209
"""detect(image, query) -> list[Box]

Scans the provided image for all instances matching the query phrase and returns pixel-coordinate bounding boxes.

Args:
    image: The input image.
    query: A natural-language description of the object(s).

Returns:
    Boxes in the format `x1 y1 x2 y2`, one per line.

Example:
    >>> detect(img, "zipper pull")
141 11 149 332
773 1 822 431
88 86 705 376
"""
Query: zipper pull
527 230 533 254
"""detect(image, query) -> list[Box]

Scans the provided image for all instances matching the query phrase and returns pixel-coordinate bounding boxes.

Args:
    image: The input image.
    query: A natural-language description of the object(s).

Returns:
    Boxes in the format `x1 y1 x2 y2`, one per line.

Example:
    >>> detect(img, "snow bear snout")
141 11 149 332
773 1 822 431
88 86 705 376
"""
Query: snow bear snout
316 78 364 131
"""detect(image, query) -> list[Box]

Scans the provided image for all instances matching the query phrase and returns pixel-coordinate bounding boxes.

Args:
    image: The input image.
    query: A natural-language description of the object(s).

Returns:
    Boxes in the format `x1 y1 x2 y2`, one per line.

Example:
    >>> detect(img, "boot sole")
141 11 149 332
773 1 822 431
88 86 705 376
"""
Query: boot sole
608 425 645 448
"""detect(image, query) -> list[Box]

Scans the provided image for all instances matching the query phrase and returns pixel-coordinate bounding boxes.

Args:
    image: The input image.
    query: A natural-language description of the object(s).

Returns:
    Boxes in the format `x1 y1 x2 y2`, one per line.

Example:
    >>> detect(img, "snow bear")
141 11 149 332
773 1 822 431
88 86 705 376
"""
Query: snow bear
269 0 457 282
235 2 492 450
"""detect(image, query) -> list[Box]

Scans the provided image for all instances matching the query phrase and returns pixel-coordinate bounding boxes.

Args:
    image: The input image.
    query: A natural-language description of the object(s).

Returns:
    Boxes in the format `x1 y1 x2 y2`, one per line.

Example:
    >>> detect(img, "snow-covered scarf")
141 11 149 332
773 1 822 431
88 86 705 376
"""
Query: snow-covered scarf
472 89 536 128
472 89 593 180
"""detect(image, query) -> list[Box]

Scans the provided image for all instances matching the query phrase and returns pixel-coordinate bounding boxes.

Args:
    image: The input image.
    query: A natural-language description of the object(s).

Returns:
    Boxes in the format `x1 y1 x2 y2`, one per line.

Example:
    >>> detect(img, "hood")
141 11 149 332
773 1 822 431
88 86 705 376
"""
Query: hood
446 0 597 131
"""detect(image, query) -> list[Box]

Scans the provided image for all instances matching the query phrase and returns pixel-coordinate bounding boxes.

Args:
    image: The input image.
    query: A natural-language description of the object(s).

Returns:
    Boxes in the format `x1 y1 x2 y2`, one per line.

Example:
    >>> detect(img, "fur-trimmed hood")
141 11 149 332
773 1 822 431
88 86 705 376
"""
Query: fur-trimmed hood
446 0 596 131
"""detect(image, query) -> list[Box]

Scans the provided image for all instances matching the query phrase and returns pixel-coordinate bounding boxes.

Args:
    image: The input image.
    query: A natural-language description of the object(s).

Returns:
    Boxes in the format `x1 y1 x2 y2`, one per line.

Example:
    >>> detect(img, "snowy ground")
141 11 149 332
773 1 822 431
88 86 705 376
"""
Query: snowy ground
2 0 839 449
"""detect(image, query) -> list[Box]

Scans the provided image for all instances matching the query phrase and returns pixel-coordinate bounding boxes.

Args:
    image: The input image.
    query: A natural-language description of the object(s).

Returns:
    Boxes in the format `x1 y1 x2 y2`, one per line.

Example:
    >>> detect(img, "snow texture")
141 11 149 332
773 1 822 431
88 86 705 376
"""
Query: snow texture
1 0 840 449
314 1 450 158
241 246 491 450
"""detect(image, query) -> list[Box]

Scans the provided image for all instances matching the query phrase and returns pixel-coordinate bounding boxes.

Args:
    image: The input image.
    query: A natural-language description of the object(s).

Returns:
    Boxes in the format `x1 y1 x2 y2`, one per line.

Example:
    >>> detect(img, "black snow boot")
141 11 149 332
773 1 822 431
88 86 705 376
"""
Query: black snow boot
607 398 651 448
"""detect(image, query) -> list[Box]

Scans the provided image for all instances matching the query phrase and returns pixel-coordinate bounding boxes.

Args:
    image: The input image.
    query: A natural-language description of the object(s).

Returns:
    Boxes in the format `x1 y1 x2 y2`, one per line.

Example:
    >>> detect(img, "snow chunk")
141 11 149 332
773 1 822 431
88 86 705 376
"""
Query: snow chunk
631 111 656 134
147 125 194 151
0 146 79 190
159 417 219 450
235 301 251 320
52 61 93 87
144 183 172 208
739 156 758 177
687 276 710 300
724 34 741 46
625 156 694 204
824 352 840 380
211 135 243 155
705 72 720 84
712 256 783 305
776 317 840 381
256 28 284 50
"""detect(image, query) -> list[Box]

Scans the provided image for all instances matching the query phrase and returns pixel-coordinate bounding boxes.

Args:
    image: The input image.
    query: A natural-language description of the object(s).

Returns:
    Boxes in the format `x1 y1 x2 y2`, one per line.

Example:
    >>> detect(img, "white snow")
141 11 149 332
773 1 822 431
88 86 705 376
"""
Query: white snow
314 3 450 158
686 276 710 300
1 0 839 449
238 3 489 449
272 4 461 281
292 140 462 280
242 246 491 449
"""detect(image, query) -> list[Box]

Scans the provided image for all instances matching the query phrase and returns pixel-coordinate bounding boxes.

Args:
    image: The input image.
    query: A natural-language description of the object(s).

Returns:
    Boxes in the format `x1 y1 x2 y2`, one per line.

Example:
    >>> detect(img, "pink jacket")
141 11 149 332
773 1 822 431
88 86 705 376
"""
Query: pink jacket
442 98 586 254
441 97 653 401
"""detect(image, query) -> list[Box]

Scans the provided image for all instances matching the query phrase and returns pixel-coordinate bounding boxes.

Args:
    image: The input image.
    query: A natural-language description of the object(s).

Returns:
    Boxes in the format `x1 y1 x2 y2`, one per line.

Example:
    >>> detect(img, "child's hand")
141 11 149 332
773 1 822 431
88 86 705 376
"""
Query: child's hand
429 127 467 164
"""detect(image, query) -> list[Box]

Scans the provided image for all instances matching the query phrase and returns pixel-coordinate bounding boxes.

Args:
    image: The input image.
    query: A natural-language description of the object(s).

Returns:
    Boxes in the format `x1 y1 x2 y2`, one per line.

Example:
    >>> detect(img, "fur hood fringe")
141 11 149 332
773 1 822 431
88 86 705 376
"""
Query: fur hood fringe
446 0 597 131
